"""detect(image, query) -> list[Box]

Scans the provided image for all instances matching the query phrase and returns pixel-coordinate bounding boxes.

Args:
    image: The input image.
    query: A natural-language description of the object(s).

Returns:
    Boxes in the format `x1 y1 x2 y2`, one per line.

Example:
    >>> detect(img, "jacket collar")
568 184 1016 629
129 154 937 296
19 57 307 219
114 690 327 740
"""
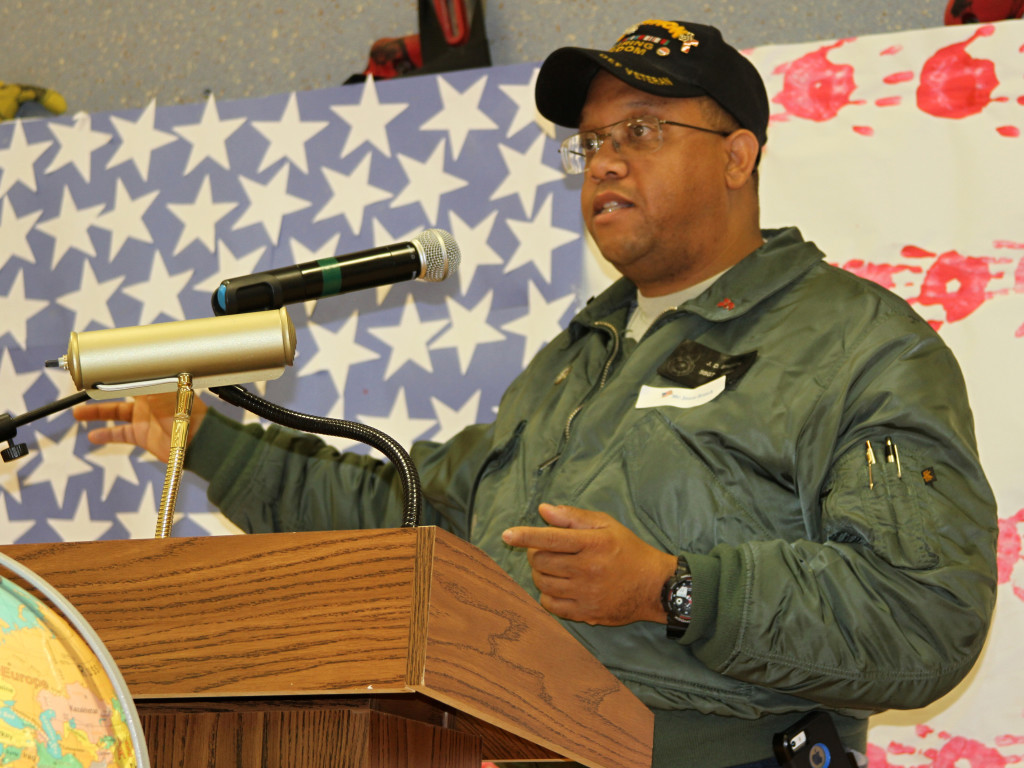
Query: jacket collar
571 227 824 336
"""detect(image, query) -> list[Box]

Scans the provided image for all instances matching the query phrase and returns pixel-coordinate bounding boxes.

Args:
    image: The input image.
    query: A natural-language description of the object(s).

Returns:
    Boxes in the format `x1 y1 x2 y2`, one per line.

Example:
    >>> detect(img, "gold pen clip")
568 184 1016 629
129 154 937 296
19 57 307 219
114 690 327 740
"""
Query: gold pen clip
865 440 876 490
884 436 902 479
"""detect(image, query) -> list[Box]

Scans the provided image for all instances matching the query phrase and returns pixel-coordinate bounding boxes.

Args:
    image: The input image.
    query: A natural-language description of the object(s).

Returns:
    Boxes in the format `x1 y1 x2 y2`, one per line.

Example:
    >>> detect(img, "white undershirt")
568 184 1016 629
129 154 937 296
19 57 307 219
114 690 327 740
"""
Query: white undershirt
625 271 727 341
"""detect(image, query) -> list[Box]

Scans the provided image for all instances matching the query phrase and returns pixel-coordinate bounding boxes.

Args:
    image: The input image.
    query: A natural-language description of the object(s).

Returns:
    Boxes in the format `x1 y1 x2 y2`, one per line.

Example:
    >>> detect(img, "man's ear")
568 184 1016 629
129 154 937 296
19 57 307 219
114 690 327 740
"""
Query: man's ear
723 129 760 189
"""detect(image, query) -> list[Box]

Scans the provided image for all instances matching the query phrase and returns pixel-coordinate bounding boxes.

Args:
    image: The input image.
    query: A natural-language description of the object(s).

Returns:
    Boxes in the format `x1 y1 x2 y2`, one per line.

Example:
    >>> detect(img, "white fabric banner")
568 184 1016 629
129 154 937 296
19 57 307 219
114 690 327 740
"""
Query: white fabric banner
749 21 1024 768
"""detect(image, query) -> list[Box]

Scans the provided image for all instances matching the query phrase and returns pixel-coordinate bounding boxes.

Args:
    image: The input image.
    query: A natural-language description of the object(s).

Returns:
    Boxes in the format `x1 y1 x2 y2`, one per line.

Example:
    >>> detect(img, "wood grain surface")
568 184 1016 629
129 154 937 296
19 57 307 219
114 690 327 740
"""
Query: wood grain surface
3 529 418 696
2 527 653 768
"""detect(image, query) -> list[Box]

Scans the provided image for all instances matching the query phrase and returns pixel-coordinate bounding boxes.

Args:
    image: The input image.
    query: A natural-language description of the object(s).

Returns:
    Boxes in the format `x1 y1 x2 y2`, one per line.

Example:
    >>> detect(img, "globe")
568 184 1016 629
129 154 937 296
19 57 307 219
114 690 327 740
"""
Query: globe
0 575 137 767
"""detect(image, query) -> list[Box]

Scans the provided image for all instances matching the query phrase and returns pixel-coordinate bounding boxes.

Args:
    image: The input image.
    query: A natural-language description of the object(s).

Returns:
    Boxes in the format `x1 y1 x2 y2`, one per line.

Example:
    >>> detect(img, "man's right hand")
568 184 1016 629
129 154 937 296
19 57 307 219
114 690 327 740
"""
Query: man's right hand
72 394 209 464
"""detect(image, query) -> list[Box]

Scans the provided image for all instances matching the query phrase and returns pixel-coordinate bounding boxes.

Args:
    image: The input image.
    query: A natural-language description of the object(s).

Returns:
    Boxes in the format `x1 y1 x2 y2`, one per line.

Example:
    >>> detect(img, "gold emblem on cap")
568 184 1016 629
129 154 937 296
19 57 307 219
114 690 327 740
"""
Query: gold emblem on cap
631 20 701 53
656 46 671 56
674 26 699 53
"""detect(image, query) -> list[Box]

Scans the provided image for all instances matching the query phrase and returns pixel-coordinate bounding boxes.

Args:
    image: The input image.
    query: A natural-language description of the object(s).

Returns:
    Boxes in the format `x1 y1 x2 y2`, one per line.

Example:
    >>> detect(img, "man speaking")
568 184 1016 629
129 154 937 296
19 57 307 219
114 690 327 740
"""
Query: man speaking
76 19 998 768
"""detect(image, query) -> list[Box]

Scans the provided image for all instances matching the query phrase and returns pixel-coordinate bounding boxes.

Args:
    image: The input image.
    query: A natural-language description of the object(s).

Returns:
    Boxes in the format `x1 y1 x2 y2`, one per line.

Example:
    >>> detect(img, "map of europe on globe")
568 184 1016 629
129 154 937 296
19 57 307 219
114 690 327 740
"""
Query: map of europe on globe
0 575 136 767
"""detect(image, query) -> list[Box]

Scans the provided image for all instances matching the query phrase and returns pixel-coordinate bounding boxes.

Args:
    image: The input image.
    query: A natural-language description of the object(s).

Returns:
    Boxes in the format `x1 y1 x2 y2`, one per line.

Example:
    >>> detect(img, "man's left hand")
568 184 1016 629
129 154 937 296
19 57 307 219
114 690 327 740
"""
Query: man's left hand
502 504 677 626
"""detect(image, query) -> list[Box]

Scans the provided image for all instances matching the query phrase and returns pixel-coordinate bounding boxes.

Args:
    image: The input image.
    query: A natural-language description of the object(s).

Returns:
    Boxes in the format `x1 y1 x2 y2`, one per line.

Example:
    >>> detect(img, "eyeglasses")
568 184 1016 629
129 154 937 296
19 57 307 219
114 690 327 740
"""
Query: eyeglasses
558 115 731 175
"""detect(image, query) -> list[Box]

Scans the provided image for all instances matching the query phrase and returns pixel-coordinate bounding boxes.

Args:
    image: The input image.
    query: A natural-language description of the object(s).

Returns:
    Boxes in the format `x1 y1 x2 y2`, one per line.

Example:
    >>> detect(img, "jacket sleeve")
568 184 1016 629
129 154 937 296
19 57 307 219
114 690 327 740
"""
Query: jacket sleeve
681 312 999 712
185 406 494 539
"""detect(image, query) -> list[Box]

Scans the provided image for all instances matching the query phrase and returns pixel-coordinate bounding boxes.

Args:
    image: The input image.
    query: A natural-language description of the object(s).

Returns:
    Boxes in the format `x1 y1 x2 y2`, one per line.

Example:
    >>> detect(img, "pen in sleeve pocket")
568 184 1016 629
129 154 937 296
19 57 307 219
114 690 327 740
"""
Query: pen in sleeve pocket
885 436 902 478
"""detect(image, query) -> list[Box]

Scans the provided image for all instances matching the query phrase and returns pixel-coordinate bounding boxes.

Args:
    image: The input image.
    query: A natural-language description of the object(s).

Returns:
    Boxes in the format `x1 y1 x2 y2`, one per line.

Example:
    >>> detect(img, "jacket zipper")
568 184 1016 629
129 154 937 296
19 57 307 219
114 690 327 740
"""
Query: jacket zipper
537 320 621 472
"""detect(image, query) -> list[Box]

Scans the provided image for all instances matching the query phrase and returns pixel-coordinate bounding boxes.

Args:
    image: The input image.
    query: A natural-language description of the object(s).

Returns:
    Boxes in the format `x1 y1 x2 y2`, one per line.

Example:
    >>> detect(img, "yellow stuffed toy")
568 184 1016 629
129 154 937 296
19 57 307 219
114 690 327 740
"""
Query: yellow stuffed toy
0 81 67 121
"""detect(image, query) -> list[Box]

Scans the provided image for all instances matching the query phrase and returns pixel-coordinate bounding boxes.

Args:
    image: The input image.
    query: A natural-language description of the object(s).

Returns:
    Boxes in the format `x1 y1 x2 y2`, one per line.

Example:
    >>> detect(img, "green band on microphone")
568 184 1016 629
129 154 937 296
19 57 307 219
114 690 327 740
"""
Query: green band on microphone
318 258 342 296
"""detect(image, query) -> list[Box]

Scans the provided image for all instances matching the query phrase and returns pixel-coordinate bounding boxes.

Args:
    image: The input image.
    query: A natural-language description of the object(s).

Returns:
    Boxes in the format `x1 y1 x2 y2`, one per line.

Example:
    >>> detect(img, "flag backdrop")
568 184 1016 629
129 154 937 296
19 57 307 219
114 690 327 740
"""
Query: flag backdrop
1 19 1022 767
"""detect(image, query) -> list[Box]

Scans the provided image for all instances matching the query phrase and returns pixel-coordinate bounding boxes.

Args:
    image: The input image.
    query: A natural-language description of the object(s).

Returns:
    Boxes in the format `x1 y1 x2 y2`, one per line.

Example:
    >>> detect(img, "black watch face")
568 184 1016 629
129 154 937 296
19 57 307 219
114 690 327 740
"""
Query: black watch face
668 578 691 620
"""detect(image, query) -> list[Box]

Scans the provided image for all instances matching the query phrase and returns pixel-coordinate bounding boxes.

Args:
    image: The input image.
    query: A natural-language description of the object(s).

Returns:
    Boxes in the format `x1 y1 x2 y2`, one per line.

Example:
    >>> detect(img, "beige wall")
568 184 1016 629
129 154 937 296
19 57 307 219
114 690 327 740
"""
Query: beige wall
4 0 946 114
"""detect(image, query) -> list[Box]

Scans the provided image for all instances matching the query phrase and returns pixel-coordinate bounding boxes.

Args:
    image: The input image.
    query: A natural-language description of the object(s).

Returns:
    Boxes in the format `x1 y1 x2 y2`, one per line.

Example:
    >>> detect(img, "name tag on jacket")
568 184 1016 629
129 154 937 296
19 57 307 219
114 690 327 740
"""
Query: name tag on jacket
635 377 726 410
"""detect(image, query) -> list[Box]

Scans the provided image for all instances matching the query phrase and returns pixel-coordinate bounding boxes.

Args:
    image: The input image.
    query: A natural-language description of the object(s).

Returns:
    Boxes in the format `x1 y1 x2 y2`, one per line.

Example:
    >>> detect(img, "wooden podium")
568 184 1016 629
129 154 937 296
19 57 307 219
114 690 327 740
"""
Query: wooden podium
2 527 653 767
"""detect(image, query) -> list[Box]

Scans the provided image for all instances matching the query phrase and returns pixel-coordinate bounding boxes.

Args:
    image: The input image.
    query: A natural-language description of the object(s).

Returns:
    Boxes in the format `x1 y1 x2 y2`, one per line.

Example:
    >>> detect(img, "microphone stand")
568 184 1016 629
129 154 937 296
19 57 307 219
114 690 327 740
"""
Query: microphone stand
145 378 425 532
2 382 423 533
210 385 422 528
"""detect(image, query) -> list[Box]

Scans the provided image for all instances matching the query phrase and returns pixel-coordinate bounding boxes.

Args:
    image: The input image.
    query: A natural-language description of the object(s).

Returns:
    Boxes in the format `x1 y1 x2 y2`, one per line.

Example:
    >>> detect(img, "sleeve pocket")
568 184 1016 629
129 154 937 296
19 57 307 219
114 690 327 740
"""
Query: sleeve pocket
822 441 939 570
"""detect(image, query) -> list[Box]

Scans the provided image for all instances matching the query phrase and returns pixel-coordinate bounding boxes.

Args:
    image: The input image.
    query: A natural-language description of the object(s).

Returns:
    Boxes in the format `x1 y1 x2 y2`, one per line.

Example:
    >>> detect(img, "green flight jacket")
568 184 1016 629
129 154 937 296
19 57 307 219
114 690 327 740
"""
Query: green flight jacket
187 228 997 767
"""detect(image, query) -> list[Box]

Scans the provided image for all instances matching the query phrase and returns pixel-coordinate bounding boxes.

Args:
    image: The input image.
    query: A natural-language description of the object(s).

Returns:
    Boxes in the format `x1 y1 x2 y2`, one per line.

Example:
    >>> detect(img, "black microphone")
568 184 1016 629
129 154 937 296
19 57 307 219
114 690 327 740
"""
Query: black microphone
212 229 460 315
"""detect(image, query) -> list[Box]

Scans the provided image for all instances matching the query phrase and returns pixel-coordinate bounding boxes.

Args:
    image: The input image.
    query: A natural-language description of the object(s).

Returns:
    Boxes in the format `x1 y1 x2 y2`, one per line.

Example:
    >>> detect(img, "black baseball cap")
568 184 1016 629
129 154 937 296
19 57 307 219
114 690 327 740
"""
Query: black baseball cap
535 20 769 147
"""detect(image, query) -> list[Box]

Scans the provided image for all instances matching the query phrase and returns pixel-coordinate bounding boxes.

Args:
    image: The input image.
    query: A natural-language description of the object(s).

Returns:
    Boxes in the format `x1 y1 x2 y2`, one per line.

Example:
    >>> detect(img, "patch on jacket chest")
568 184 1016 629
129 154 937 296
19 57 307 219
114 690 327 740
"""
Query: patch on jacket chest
657 339 757 389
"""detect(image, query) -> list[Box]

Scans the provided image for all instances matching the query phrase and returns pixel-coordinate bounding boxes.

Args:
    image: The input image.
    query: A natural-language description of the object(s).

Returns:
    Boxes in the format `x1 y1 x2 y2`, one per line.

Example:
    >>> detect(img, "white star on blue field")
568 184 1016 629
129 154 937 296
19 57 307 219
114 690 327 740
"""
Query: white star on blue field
0 64 585 543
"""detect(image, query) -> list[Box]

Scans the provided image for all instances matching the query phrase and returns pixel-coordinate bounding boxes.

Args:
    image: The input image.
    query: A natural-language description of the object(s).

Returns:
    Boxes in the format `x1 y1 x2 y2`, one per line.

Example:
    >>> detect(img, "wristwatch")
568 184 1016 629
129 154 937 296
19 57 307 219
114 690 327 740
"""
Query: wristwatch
661 556 693 638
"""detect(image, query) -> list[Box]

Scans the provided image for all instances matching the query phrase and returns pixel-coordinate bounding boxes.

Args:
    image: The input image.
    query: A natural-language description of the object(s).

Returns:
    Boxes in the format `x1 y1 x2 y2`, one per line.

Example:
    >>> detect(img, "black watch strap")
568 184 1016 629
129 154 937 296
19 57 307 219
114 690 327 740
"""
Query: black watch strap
661 555 693 638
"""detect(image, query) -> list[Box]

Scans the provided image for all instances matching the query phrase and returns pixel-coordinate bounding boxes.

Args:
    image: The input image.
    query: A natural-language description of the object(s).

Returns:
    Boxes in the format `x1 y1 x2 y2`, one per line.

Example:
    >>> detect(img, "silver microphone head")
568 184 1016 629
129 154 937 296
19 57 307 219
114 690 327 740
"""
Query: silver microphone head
413 228 460 282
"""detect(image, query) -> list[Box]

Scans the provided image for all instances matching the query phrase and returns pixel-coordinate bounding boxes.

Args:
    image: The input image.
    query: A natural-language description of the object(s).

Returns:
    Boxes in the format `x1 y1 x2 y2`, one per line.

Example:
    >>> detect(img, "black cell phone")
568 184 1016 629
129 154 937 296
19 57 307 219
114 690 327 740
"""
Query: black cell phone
773 712 856 768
